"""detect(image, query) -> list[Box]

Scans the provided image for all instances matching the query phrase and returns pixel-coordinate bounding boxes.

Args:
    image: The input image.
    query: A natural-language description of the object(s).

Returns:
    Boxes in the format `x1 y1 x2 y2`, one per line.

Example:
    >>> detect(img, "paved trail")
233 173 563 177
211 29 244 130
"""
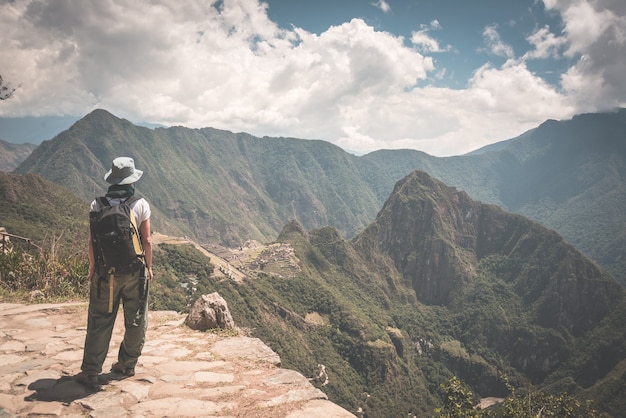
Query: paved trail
0 302 355 417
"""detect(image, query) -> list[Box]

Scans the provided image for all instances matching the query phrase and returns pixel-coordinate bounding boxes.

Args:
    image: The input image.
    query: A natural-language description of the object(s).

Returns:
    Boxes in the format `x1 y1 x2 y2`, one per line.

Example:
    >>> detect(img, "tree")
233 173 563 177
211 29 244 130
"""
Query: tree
434 376 609 418
0 75 17 100
434 376 481 418
498 384 608 418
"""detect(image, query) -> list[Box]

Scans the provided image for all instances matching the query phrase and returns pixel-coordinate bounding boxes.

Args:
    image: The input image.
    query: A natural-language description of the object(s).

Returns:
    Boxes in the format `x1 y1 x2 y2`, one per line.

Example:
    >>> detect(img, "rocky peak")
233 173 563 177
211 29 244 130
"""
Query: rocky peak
356 171 480 305
354 170 623 336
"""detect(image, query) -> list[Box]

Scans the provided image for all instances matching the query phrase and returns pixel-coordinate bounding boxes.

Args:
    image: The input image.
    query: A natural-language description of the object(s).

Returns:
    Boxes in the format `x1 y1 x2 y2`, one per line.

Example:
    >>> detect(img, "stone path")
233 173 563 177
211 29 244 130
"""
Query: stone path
0 302 356 417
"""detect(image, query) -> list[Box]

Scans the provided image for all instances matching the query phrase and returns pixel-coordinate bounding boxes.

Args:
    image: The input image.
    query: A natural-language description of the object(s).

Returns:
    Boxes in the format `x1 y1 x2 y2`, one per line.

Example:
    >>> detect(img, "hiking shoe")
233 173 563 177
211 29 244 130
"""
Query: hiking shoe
74 371 99 386
111 362 135 377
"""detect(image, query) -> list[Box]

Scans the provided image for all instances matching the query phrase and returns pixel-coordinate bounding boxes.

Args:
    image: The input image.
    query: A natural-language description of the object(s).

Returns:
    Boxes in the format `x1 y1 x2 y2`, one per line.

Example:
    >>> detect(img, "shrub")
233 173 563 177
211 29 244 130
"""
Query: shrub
434 376 608 418
0 236 89 300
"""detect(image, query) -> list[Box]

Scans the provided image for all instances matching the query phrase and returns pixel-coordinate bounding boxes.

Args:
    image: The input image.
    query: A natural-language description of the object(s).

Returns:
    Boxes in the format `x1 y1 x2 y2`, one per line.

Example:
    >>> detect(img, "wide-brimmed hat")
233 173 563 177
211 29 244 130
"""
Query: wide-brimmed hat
104 157 143 185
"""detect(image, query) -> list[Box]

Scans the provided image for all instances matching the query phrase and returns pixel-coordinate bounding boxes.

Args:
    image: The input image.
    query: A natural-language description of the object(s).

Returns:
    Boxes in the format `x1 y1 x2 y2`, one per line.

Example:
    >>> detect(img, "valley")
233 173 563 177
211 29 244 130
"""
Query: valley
152 232 300 283
1 108 625 416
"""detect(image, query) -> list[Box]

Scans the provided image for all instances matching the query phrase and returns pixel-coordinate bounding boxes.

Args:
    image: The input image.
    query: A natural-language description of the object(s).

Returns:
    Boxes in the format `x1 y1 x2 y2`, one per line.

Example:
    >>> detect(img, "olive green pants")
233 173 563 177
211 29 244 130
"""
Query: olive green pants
80 269 148 375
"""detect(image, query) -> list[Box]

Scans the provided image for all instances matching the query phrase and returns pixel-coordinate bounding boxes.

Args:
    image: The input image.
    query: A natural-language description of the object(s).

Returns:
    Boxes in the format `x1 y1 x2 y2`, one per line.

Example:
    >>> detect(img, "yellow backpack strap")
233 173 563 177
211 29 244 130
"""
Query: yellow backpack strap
108 268 115 313
125 196 145 262
129 209 144 259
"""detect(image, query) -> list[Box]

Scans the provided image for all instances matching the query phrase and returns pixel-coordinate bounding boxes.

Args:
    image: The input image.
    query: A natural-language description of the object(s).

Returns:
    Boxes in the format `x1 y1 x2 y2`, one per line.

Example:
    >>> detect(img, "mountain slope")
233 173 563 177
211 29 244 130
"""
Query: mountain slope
14 108 626 285
0 171 88 249
354 171 622 337
15 109 381 245
0 139 36 172
2 164 623 416
482 113 626 285
202 171 625 417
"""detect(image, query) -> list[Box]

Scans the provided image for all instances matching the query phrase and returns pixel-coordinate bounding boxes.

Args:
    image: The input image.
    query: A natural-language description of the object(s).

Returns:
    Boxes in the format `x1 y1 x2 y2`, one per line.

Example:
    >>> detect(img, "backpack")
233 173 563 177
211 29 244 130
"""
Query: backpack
90 195 145 275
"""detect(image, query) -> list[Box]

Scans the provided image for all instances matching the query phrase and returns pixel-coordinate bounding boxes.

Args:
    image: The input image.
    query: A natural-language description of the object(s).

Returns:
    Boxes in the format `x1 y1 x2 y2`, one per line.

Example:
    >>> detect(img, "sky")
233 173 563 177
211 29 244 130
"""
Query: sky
0 0 625 156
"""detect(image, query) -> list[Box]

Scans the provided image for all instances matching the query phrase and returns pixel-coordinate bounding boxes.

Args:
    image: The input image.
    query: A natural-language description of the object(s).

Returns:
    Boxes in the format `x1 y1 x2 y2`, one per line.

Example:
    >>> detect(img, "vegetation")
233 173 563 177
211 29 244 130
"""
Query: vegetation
0 172 90 301
0 237 89 301
150 243 215 311
435 376 608 418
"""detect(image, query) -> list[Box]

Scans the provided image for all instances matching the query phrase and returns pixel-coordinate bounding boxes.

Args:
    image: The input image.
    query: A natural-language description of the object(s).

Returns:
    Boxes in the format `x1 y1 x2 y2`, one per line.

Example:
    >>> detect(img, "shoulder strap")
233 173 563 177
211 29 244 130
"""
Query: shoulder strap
123 196 141 205
97 196 110 207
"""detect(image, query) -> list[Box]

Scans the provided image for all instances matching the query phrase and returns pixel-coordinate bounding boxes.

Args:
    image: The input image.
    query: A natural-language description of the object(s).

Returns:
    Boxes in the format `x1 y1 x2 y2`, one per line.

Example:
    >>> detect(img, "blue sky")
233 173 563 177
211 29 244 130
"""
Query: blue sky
267 0 569 87
1 0 624 156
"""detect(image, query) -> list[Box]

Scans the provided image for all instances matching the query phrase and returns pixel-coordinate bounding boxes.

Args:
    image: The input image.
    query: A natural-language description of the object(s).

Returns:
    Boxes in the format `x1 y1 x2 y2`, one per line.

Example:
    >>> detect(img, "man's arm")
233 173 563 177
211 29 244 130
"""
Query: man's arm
88 231 96 281
140 218 153 281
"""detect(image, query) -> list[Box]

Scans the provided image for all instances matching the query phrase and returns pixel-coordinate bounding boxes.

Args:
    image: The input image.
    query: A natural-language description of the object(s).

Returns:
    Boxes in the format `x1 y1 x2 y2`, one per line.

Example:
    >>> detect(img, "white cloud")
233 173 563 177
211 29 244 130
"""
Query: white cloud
372 0 391 14
0 0 624 156
523 25 567 59
540 0 626 109
411 31 443 53
482 25 515 58
410 21 449 54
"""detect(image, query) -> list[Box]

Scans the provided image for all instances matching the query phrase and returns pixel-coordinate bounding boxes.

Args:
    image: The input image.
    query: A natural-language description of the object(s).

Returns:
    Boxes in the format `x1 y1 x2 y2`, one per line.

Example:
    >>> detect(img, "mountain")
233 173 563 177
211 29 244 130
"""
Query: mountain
2 160 623 416
14 109 381 246
470 113 626 288
202 171 625 417
0 114 163 145
0 115 79 144
0 171 88 250
13 108 626 285
0 139 37 172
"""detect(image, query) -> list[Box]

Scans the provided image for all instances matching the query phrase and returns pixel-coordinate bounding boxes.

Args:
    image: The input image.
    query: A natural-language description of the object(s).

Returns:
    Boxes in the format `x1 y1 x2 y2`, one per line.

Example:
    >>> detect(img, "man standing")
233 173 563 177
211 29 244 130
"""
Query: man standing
76 157 153 386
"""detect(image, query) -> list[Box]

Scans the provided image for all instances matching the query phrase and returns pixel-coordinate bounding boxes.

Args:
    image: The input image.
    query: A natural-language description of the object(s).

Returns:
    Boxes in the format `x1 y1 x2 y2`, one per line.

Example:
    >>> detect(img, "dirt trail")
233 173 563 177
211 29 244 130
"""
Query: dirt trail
152 233 301 282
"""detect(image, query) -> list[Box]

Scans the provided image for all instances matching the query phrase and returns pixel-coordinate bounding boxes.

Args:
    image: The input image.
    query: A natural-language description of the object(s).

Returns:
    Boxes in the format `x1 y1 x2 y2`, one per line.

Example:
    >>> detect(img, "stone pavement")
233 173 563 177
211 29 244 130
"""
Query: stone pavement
0 302 356 417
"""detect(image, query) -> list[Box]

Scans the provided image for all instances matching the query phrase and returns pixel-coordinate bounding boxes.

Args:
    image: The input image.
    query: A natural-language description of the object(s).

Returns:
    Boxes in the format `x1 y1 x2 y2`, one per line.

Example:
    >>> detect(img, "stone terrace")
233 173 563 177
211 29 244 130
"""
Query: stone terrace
0 302 355 417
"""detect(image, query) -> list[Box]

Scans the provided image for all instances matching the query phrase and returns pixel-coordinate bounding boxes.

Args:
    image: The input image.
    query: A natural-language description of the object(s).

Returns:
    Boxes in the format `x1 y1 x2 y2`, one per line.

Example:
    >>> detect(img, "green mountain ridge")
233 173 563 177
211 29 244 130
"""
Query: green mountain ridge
0 139 36 172
13 108 626 286
204 171 625 416
1 165 624 416
0 171 88 249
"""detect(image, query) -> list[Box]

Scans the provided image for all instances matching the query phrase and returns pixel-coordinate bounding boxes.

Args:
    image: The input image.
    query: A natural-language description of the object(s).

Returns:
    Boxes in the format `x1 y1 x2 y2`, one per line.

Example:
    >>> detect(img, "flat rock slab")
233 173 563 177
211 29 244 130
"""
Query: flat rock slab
211 336 281 365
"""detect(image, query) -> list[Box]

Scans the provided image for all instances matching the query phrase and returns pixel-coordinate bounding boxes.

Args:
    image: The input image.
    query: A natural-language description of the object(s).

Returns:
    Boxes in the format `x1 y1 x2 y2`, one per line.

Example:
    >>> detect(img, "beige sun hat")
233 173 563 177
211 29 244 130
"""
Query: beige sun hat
104 157 143 185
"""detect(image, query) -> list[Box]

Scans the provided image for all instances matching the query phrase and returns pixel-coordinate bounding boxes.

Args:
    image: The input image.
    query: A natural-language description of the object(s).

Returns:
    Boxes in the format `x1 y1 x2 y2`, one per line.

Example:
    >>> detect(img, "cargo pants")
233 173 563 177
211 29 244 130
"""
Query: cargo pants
80 269 148 375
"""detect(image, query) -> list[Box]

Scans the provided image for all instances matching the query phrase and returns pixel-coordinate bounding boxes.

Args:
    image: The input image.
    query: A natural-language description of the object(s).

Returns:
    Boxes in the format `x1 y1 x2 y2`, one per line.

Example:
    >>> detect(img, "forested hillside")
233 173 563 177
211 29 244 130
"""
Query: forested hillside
0 139 36 172
197 171 626 417
2 165 624 416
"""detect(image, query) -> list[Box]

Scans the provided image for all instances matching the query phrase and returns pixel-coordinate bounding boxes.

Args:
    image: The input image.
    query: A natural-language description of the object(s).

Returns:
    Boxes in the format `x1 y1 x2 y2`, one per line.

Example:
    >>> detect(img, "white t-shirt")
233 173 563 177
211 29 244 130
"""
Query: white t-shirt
90 197 151 226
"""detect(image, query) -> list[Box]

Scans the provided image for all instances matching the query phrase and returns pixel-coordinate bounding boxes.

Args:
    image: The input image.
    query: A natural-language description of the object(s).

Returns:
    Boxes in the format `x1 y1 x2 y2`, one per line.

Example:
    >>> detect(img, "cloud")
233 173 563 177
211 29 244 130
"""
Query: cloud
523 25 567 59
482 25 515 58
0 0 623 156
541 0 626 110
372 0 391 14
410 20 450 53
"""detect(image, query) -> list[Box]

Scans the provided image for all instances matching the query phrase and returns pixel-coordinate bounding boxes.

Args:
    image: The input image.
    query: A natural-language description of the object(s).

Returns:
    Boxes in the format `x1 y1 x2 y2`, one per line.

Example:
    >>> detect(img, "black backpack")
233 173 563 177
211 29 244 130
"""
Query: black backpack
90 196 145 275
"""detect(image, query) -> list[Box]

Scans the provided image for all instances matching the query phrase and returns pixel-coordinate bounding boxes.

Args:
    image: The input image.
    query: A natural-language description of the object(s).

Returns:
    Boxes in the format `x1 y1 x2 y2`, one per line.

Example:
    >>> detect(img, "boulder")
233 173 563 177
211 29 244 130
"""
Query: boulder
185 293 235 331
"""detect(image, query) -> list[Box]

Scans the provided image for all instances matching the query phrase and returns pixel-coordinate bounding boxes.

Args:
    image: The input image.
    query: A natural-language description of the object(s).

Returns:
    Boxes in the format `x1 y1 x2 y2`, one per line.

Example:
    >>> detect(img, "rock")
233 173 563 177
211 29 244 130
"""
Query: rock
28 290 45 302
184 292 235 331
211 336 281 366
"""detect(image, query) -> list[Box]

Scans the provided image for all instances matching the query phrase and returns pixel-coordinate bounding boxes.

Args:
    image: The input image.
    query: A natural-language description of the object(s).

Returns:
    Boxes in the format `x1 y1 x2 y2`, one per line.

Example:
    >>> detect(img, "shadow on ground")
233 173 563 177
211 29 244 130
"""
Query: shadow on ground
24 373 129 403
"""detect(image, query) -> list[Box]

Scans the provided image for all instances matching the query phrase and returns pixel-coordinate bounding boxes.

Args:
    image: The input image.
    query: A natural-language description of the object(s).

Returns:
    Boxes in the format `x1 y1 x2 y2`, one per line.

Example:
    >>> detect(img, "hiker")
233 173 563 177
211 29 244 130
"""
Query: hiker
75 157 153 386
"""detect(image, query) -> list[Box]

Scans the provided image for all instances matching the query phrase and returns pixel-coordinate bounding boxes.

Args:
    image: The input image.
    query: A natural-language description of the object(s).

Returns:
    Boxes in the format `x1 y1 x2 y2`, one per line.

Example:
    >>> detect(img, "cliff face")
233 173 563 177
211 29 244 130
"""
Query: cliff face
340 171 626 409
354 171 621 336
